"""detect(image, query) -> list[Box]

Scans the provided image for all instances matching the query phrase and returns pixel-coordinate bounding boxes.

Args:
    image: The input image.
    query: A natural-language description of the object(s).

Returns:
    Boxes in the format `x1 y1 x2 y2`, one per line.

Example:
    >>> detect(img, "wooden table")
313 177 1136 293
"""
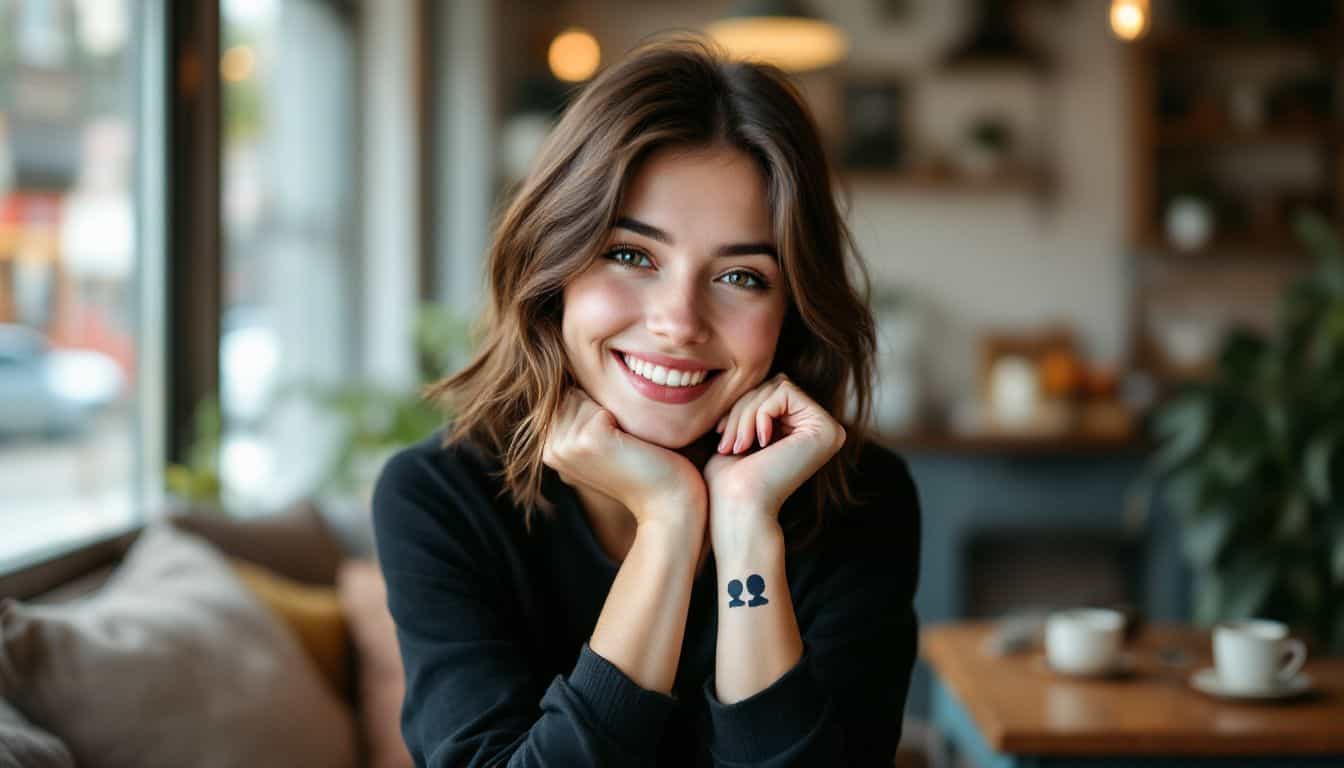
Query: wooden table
922 622 1344 767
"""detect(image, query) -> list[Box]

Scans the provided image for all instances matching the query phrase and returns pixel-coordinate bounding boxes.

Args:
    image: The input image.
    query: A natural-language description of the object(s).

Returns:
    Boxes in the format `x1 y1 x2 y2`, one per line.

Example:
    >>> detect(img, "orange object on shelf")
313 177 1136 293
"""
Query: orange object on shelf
1083 365 1121 399
1038 349 1083 398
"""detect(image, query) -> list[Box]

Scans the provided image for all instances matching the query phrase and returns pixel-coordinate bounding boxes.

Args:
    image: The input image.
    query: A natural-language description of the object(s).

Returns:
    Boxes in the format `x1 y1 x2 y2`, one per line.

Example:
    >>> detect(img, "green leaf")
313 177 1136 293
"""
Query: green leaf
1332 522 1344 587
1191 563 1274 626
1296 210 1343 264
1305 436 1336 504
1182 512 1232 568
1209 444 1259 486
1265 401 1291 447
1192 570 1223 627
1152 396 1211 470
1220 555 1277 620
1276 494 1310 541
1283 563 1323 616
1162 469 1205 519
1217 330 1269 382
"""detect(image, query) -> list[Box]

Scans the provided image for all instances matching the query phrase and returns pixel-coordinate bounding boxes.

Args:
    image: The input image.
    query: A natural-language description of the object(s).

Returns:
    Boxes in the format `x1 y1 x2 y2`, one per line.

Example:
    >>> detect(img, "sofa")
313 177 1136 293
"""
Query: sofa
0 499 411 768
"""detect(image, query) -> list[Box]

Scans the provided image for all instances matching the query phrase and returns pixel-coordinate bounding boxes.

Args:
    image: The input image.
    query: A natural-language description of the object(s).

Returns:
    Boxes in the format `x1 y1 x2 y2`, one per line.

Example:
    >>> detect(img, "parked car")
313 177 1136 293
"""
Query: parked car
0 323 125 439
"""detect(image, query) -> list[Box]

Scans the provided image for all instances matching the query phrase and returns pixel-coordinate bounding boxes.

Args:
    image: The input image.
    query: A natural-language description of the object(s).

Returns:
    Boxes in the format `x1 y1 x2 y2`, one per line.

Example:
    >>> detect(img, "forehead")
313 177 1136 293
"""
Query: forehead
618 145 773 241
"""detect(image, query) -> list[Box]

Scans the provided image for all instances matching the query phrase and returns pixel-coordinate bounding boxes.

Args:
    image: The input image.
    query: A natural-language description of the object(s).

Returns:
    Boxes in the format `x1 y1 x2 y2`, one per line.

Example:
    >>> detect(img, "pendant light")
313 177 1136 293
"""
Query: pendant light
1109 0 1150 42
706 0 847 73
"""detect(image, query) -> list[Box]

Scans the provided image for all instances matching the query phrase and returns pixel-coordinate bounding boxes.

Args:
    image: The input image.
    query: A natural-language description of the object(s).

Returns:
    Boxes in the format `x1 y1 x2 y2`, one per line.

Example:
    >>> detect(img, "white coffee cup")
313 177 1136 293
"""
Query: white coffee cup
1045 608 1125 675
1213 619 1307 693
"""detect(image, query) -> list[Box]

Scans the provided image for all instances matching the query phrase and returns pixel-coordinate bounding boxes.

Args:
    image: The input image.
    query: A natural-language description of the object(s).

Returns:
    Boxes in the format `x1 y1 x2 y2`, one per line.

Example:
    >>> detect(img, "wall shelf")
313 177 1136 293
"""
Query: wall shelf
1157 121 1343 146
1126 20 1343 388
1140 30 1343 55
1134 232 1311 262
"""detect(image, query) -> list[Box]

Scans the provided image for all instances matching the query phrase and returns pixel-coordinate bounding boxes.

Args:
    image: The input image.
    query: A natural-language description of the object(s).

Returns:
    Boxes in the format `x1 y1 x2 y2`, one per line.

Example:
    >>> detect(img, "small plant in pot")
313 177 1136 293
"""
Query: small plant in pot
958 114 1013 179
1148 212 1344 651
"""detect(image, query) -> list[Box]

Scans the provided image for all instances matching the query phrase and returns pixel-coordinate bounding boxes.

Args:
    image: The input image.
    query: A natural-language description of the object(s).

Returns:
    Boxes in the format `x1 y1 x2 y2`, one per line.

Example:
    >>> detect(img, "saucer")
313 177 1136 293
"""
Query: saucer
1043 651 1137 679
1190 667 1313 701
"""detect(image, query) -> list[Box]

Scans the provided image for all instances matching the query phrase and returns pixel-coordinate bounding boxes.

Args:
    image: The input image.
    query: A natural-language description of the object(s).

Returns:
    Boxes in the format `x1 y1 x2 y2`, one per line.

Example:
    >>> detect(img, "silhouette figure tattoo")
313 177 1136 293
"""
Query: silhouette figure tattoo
727 579 746 607
746 574 769 606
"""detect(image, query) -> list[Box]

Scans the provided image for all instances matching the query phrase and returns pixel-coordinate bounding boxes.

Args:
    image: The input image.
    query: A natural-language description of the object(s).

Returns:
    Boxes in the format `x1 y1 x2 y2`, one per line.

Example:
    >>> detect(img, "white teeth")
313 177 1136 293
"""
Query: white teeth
621 353 710 387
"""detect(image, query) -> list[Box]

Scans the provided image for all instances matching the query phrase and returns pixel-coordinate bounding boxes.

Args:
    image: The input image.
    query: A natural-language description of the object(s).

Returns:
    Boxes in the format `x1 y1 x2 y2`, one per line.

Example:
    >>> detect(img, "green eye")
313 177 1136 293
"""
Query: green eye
719 270 768 291
605 246 652 268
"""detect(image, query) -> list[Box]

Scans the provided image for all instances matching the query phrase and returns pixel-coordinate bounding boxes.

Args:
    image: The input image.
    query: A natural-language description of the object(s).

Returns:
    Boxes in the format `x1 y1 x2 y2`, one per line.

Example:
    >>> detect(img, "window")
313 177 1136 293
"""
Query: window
218 0 358 512
0 0 165 571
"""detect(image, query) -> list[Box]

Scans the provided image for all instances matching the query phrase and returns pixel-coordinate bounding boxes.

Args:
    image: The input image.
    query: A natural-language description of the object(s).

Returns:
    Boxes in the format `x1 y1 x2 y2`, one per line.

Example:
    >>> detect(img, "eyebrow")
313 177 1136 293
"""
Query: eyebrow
614 216 777 260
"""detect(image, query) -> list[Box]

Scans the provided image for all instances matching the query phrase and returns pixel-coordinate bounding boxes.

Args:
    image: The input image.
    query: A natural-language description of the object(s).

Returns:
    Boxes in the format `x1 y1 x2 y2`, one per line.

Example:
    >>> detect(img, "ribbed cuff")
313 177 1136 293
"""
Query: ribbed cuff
704 653 828 764
570 643 678 749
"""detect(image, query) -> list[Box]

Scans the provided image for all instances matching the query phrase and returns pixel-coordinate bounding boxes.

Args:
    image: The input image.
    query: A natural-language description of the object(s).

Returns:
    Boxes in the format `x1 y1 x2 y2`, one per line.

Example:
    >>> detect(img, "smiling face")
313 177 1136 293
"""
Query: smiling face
561 144 789 449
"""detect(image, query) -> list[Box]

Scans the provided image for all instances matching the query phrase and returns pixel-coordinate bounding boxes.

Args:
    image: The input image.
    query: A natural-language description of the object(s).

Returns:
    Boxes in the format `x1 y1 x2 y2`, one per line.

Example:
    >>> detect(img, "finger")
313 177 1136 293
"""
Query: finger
719 389 756 454
757 405 773 448
755 382 794 447
718 398 744 453
733 385 776 454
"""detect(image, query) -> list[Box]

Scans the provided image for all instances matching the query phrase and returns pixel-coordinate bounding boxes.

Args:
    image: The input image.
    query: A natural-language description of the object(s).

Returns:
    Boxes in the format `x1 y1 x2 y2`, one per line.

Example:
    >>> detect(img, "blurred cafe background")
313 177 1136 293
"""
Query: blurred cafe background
3 1 1344 766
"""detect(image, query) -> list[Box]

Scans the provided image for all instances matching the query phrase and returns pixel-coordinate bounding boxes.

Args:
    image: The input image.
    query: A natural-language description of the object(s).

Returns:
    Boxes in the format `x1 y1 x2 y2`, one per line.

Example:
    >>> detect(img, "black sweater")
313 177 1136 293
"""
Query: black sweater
372 430 921 767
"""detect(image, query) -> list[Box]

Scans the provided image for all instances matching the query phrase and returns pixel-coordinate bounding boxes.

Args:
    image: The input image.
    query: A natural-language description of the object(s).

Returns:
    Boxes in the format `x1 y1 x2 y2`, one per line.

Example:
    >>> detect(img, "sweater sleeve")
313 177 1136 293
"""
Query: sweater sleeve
702 448 922 767
372 444 678 768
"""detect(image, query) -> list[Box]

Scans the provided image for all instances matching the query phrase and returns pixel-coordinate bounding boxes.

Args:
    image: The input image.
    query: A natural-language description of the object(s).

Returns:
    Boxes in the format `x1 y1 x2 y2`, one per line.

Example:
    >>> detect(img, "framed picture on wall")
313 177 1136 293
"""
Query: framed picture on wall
841 77 908 170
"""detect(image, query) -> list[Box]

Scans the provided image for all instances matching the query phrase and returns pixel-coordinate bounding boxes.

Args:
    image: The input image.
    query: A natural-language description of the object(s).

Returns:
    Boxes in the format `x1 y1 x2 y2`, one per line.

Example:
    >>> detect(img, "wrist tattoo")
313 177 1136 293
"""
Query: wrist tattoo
726 574 769 607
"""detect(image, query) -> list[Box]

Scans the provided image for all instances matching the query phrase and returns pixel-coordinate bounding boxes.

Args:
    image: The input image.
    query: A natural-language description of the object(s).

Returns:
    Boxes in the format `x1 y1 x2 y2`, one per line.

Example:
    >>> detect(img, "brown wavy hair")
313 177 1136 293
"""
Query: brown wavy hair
424 35 877 545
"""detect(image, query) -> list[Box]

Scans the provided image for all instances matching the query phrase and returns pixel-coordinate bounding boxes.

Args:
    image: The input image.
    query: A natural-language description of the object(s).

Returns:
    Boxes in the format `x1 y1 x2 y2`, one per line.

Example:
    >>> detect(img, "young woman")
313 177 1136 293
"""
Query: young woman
373 36 921 767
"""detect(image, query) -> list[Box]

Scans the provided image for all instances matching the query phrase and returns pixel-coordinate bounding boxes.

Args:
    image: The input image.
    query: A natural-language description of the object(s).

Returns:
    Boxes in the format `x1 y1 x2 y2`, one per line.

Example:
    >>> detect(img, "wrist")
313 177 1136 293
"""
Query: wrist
635 503 707 557
711 511 784 565
634 485 707 524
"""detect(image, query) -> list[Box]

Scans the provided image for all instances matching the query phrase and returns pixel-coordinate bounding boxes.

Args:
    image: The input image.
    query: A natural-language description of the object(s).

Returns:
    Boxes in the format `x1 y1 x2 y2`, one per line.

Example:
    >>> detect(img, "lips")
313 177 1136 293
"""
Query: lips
611 350 721 404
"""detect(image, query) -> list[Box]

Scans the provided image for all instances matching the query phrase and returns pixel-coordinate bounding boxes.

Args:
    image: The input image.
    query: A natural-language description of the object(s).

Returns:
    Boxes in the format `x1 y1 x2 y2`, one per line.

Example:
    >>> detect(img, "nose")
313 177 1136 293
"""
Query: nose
645 273 710 347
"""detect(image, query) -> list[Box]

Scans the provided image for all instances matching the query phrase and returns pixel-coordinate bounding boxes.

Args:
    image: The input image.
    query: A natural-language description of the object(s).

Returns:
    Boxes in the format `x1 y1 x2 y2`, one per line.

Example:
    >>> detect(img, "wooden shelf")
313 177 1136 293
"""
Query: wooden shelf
840 168 1052 195
1157 120 1342 146
1134 232 1311 262
1141 29 1343 55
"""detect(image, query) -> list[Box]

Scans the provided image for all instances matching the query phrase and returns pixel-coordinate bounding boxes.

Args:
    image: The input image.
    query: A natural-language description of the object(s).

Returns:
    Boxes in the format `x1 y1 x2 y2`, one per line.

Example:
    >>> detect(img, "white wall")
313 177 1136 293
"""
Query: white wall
545 0 1133 403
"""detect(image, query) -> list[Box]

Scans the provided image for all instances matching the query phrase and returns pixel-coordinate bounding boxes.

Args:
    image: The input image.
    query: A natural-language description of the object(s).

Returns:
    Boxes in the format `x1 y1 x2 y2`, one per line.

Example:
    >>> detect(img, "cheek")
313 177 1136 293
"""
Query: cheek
562 273 640 354
718 300 785 373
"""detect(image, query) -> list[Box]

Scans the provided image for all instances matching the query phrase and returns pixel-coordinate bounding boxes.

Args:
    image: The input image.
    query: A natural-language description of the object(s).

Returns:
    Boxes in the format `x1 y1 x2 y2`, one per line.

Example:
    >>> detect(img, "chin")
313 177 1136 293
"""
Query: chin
612 409 706 450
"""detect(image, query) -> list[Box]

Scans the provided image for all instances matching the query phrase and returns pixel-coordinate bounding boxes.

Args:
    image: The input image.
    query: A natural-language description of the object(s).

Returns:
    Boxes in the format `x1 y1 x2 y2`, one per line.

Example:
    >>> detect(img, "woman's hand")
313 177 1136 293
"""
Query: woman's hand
542 388 706 526
704 374 846 550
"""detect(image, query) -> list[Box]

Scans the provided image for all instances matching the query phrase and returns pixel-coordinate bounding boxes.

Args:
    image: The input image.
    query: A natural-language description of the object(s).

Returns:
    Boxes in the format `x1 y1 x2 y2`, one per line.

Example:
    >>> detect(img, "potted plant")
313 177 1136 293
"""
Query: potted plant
298 303 474 496
1148 212 1344 651
165 394 224 509
958 114 1013 178
175 305 474 511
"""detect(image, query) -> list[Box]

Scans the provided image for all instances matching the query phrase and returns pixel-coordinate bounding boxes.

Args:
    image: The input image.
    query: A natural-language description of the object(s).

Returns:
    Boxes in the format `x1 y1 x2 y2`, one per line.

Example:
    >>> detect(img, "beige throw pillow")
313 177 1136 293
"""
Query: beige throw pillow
336 559 412 768
0 525 356 768
0 697 74 768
